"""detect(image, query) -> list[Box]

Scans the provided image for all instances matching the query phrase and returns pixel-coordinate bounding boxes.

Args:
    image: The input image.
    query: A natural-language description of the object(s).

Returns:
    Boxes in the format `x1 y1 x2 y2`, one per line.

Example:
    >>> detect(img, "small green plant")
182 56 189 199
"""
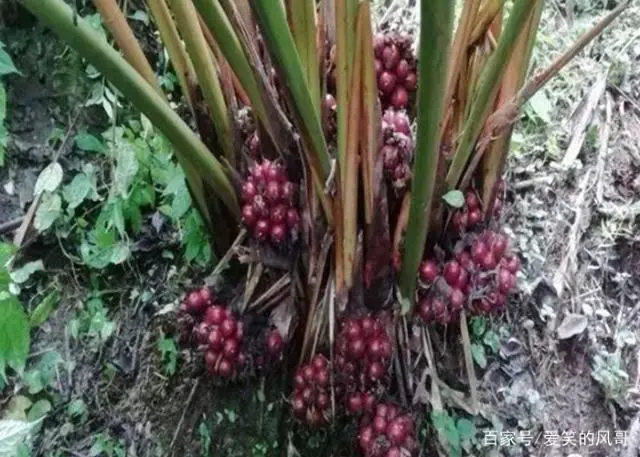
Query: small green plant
430 410 476 457
469 317 501 369
0 40 20 167
67 291 115 345
90 432 126 457
198 419 212 457
156 332 178 376
592 351 629 402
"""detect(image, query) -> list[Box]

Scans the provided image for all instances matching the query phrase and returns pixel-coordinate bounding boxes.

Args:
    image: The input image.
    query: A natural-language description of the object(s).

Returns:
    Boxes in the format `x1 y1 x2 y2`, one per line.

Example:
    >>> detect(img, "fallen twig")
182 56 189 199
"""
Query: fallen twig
596 92 613 203
459 311 479 415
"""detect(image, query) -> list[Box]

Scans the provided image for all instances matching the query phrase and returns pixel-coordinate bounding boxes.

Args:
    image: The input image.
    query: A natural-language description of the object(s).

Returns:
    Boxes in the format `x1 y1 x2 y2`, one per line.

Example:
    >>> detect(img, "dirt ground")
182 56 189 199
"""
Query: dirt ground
1 1 640 457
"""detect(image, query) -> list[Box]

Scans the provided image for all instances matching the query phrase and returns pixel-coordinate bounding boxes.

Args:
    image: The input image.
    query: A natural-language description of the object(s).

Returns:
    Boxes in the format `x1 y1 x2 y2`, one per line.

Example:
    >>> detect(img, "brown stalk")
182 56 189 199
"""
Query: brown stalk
92 0 163 95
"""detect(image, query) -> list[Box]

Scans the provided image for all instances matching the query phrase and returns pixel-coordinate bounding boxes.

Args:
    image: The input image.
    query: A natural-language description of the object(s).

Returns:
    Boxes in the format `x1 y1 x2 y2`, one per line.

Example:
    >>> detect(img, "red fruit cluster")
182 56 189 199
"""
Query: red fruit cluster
417 230 520 324
358 403 418 457
291 355 331 426
335 315 392 392
381 110 413 189
180 287 246 378
241 160 300 244
374 34 417 111
265 328 285 360
451 182 506 232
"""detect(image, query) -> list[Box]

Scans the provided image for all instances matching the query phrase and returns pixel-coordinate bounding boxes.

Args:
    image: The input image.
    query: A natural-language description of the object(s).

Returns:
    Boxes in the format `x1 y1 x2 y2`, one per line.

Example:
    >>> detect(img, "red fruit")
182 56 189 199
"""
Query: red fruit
195 322 210 344
443 260 461 286
265 163 286 184
237 352 246 366
312 355 328 371
286 209 300 229
345 319 363 340
465 192 479 210
368 338 384 359
186 291 205 314
252 195 269 218
199 287 212 304
394 164 409 181
382 145 400 170
359 425 374 451
316 392 329 409
419 260 439 283
432 299 446 317
254 219 270 241
386 418 409 444
220 318 238 339
241 181 257 203
374 58 383 76
386 448 402 457
292 394 306 417
498 268 513 294
373 415 388 434
471 241 488 264
307 409 323 426
250 164 266 185
391 86 409 109
418 298 433 322
242 204 257 227
452 211 467 232
378 71 397 95
205 350 218 368
223 338 240 360
205 305 226 326
363 393 376 412
404 72 417 91
394 113 411 136
493 198 503 215
379 338 392 359
280 182 295 203
376 403 389 418
505 255 520 274
374 34 385 58
481 252 497 270
347 393 363 415
302 365 316 383
293 373 305 389
361 316 375 335
270 224 287 244
315 369 329 387
386 405 399 420
324 93 337 111
344 361 356 375
368 361 385 380
395 59 410 81
217 358 233 377
270 204 287 225
382 44 400 70
457 268 469 288
492 234 508 259
495 293 506 308
467 209 483 227
449 289 465 311
235 322 244 341
458 251 474 270
208 327 224 350
348 338 366 358
266 330 284 356
477 298 492 313
264 181 280 204
301 386 313 405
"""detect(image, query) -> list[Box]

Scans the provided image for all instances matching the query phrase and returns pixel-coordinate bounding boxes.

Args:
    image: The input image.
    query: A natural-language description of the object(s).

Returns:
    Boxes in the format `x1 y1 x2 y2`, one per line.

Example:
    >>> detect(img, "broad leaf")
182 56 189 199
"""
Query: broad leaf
0 47 20 76
442 190 465 209
0 419 41 457
29 290 60 328
34 193 62 232
33 163 63 197
9 261 44 285
74 132 107 154
0 295 30 381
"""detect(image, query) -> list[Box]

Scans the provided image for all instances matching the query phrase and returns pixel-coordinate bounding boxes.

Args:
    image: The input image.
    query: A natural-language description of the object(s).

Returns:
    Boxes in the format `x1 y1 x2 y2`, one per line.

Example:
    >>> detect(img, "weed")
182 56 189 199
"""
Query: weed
430 410 477 457
469 316 501 369
89 432 126 457
156 332 178 376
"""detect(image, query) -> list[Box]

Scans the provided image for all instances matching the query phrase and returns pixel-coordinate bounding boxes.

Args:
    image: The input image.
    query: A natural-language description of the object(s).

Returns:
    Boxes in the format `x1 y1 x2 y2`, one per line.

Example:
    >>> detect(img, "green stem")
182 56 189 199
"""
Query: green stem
399 0 455 306
20 0 239 219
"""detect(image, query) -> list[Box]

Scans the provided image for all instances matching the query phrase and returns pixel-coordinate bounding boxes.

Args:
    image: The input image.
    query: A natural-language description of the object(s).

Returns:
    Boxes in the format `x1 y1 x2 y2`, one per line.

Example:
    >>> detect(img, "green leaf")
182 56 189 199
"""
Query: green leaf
442 190 465 209
4 396 32 421
29 290 60 328
528 90 552 123
26 400 51 422
456 418 476 443
74 132 107 154
109 242 130 265
0 83 6 121
470 317 486 338
471 343 487 368
67 399 87 419
113 143 139 197
0 419 42 457
483 330 501 354
33 162 63 196
62 173 96 210
0 47 20 76
34 193 62 232
0 295 30 381
10 261 44 285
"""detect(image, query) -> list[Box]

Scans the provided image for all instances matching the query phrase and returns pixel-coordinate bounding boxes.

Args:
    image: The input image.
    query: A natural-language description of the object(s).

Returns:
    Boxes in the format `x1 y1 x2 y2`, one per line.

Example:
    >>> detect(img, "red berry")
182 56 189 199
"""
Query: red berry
391 86 409 109
265 181 281 204
208 327 224 350
418 298 433 322
386 405 399 420
492 234 508 259
498 268 513 294
359 425 374 451
419 260 439 283
312 355 328 371
458 251 474 270
386 447 402 457
237 352 246 366
347 393 363 415
368 361 385 380
242 204 257 227
217 358 233 377
324 93 337 111
293 373 305 389
376 403 389 418
465 192 479 210
292 394 306 417
266 330 284 356
467 209 483 227
252 195 269 218
301 386 313 405
348 338 366 358
378 71 397 95
481 252 497 270
186 291 205 314
373 415 387 434
280 181 295 204
404 72 417 91
432 299 446 317
265 163 286 184
315 369 329 387
241 181 257 203
382 45 400 70
316 392 329 409
195 322 210 344
345 319 363 340
443 260 461 286
220 318 238 339
251 164 266 185
302 365 315 383
363 393 376 412
471 241 488 264
223 338 240 360
379 338 392 359
205 350 218 368
382 145 400 170
394 113 411 136
449 289 465 311
386 418 409 444
374 34 385 58
361 316 375 335
270 204 287 225
374 58 383 76
368 338 383 359
286 209 300 229
270 224 287 244
457 268 469 288
505 255 520 274
254 219 270 241
199 287 212 304
395 59 410 81
205 305 226 326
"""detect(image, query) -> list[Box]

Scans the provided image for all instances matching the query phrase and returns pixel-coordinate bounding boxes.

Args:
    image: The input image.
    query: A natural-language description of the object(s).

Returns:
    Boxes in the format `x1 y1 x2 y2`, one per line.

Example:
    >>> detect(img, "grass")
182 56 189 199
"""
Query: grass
1 1 639 456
